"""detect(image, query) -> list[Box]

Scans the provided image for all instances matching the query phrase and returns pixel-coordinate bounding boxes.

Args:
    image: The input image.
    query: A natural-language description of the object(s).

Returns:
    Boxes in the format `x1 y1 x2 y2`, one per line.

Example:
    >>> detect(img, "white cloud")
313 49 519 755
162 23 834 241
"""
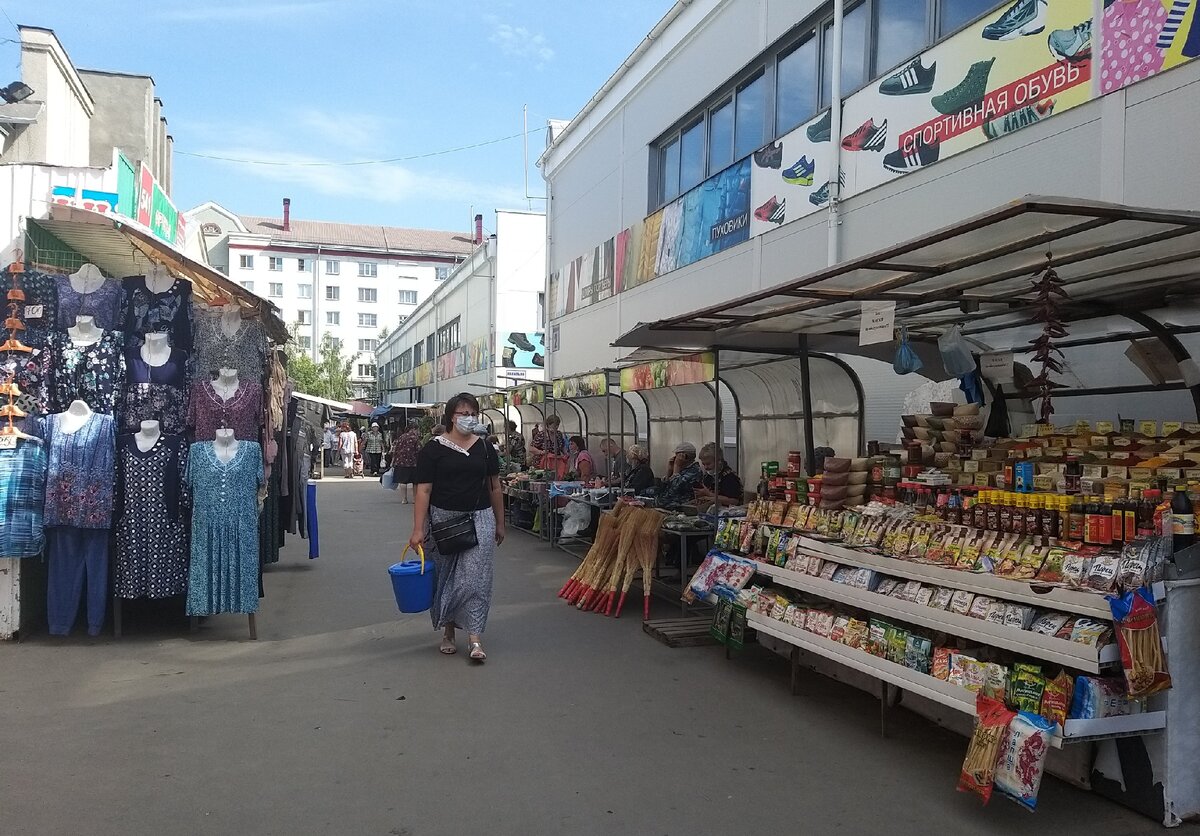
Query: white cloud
488 21 555 69
157 2 336 23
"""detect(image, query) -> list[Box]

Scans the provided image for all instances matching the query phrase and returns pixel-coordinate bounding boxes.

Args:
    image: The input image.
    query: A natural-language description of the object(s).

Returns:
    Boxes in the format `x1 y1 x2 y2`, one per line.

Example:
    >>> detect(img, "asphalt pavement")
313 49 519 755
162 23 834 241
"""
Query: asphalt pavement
0 478 1167 835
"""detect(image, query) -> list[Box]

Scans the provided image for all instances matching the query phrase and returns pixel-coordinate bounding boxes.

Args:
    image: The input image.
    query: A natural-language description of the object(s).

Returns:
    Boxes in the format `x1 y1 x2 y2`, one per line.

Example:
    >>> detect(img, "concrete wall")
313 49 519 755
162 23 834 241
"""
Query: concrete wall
76 71 155 175
5 27 93 167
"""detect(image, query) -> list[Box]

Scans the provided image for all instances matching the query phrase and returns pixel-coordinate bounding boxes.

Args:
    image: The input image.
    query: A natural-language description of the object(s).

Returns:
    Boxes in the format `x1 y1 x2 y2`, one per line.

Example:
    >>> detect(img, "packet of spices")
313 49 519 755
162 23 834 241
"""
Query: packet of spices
1010 663 1045 713
868 619 889 657
728 603 747 650
710 597 733 644
983 663 1009 701
887 626 910 665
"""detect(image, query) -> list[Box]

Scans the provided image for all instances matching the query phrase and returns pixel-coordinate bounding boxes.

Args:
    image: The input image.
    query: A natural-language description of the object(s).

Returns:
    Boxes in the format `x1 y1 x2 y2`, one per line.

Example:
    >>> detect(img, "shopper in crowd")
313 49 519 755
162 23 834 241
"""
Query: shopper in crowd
409 392 504 662
322 424 335 468
390 419 422 504
337 422 358 479
658 441 703 506
696 441 745 507
431 424 445 438
598 438 627 479
505 420 526 467
568 435 595 480
615 443 656 493
363 422 385 476
529 414 567 465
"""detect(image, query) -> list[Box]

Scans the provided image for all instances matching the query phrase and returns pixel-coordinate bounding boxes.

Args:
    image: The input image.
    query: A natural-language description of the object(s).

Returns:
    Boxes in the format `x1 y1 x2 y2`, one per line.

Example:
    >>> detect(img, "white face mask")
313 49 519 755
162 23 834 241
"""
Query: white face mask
455 415 479 434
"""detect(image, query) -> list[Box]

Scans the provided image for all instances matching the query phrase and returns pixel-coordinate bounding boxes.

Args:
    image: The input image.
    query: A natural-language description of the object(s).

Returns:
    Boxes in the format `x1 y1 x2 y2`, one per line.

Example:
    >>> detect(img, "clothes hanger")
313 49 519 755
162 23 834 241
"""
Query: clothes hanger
0 403 26 418
0 337 31 353
5 247 24 275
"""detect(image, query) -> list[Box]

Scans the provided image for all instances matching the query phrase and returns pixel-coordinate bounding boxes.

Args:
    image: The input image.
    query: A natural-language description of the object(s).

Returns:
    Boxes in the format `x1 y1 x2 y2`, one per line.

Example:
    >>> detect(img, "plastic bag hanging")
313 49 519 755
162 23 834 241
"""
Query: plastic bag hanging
938 325 976 377
893 326 923 375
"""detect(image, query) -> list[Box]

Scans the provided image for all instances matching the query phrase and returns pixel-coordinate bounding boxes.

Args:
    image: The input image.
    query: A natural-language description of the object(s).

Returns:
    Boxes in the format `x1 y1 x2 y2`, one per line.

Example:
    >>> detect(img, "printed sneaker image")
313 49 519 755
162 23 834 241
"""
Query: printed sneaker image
807 109 832 142
982 98 1055 139
883 136 941 174
931 58 995 115
753 140 783 169
841 118 888 152
754 196 787 225
808 170 845 207
782 155 815 186
982 0 1047 41
879 56 937 95
1048 20 1091 62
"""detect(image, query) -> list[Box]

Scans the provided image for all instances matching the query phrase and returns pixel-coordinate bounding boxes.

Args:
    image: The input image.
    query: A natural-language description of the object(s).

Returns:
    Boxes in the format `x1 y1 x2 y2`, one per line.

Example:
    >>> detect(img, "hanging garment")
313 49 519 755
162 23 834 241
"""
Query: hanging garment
114 433 189 599
1 342 49 415
121 347 190 434
0 435 47 559
46 526 108 636
54 274 124 331
44 411 115 529
43 329 126 415
121 275 194 351
187 379 263 441
17 269 60 349
191 304 267 384
186 440 264 615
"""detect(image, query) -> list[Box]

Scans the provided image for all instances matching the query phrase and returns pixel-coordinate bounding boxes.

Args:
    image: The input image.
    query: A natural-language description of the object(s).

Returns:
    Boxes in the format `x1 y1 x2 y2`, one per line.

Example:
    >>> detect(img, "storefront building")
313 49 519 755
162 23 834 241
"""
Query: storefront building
376 209 546 406
541 0 1200 432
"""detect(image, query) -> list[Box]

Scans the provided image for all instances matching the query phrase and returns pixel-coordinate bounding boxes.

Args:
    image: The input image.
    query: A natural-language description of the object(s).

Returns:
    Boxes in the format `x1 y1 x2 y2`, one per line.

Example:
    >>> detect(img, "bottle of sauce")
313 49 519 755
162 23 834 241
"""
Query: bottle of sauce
1123 492 1138 541
1067 495 1086 541
973 490 989 529
986 491 1001 531
1083 497 1100 544
1111 499 1126 544
1172 485 1196 553
999 492 1014 533
1138 489 1159 538
1047 496 1064 539
758 464 770 500
1026 494 1042 537
1063 456 1083 494
1096 499 1114 545
1011 494 1026 535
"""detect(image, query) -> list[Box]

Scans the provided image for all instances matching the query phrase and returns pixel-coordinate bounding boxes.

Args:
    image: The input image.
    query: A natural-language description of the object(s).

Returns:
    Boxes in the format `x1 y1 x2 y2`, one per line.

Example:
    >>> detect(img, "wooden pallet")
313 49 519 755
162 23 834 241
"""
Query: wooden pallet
643 616 717 648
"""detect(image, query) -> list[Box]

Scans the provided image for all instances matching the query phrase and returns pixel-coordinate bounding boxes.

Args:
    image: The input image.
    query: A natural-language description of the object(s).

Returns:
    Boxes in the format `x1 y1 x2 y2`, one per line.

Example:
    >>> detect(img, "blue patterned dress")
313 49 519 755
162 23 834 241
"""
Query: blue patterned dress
186 440 263 615
0 436 47 559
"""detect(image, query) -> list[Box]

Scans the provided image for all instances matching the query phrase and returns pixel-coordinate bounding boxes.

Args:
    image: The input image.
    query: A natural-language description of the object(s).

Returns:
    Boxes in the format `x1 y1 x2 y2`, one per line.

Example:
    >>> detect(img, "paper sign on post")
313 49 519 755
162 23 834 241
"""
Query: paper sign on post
980 351 1014 383
858 301 896 346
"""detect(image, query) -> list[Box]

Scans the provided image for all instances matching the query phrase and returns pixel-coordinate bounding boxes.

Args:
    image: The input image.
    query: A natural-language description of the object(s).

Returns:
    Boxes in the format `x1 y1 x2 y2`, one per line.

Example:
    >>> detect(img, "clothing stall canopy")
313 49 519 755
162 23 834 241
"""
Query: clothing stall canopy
369 402 435 423
28 204 289 344
615 196 1200 427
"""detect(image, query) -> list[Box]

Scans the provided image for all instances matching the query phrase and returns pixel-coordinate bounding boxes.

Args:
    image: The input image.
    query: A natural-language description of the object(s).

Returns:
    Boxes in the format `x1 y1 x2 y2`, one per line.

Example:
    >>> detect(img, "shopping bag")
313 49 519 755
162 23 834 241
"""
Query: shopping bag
381 467 398 490
893 326 923 375
938 325 976 377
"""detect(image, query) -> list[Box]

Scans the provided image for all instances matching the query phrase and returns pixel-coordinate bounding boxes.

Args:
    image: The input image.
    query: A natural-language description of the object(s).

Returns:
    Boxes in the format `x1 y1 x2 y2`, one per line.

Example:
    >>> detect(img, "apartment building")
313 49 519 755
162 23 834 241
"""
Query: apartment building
185 200 475 398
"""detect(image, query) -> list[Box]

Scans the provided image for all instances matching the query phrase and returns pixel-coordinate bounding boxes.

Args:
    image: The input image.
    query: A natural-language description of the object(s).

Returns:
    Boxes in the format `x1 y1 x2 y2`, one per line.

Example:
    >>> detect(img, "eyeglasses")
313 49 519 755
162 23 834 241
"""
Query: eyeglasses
453 411 478 418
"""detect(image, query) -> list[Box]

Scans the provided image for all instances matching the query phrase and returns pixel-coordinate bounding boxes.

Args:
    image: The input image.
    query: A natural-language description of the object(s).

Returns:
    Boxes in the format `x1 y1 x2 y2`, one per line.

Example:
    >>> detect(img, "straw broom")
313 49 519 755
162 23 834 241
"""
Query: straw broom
563 504 625 606
637 510 666 620
595 508 642 615
558 501 617 600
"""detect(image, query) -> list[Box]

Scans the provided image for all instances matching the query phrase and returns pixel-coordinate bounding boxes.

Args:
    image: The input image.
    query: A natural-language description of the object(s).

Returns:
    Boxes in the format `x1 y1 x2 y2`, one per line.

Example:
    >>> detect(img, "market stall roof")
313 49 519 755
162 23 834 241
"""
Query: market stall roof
30 204 289 344
368 402 435 421
613 196 1200 357
292 391 352 412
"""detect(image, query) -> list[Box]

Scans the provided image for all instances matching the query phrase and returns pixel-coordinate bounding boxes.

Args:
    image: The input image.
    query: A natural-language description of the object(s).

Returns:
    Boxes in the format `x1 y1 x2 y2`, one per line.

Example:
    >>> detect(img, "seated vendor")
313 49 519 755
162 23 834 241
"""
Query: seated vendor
616 443 656 493
568 435 595 480
658 442 703 506
695 442 744 507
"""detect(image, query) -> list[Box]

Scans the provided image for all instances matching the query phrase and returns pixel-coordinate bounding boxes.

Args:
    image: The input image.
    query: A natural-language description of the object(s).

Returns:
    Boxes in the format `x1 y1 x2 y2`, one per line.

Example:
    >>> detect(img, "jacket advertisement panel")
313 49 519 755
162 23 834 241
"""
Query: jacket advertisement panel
1100 0 1199 95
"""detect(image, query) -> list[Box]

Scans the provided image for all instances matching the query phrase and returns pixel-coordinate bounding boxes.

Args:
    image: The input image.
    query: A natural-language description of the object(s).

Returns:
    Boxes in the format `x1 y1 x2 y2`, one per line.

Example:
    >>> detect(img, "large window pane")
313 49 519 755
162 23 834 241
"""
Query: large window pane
733 72 766 160
708 98 734 174
660 137 680 203
821 3 869 104
776 35 818 135
876 0 929 75
939 0 999 37
679 118 705 191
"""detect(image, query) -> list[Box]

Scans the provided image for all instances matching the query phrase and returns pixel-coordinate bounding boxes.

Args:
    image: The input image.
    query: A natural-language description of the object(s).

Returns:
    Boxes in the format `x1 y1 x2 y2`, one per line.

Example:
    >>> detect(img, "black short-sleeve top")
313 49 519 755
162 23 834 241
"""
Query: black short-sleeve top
415 437 499 512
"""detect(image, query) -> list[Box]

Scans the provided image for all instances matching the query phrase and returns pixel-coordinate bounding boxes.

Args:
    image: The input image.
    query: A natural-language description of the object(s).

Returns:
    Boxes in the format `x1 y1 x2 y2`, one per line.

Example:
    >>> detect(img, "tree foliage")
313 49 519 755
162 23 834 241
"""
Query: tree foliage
285 327 360 402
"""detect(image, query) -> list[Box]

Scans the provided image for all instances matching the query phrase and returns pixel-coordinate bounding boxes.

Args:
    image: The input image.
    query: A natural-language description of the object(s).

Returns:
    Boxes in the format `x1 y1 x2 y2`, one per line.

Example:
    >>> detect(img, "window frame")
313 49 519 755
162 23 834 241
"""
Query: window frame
297 283 312 299
297 310 310 325
239 280 254 292
325 285 340 301
298 335 312 350
297 258 308 272
434 265 451 281
436 318 461 356
268 282 284 298
413 343 424 366
398 289 418 305
268 256 284 272
326 311 340 326
325 259 340 275
358 287 378 303
358 338 378 352
358 312 378 329
358 262 377 278
238 254 254 270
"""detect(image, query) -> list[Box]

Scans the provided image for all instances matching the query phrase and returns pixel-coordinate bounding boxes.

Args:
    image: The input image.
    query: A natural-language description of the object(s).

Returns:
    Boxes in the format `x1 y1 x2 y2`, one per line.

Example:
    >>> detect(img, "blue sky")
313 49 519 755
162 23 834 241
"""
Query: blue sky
0 0 671 232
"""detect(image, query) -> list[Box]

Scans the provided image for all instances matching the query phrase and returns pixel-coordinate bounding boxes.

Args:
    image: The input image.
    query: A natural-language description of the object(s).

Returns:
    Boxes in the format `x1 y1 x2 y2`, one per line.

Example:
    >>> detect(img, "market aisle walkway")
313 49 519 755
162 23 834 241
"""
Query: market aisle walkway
1 480 1159 835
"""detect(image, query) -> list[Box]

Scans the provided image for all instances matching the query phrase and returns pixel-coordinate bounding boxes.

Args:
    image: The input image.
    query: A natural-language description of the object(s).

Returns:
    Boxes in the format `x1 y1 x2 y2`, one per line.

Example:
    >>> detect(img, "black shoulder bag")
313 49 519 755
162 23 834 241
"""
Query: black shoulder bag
429 444 490 555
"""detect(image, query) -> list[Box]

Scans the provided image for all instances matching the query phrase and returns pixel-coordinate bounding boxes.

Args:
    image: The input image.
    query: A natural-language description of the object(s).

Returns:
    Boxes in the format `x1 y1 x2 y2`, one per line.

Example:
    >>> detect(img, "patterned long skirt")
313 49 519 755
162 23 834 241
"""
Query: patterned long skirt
426 505 496 634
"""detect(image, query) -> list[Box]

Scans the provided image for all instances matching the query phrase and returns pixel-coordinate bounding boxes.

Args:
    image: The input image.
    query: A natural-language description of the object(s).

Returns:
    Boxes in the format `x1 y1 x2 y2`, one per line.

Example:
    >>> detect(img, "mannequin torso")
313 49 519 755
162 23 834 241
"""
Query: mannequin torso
219 307 243 339
144 264 175 294
68 316 103 347
140 332 172 367
60 399 93 433
68 263 106 295
212 368 240 401
214 428 239 463
135 419 161 452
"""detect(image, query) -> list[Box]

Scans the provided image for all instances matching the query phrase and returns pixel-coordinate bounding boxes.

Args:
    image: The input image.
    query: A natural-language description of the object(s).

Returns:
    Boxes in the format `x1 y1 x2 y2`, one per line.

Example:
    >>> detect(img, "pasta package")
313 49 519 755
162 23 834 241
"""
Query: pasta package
1107 587 1172 698
958 694 1017 805
1068 676 1130 719
1040 671 1074 728
932 647 952 680
993 711 1055 811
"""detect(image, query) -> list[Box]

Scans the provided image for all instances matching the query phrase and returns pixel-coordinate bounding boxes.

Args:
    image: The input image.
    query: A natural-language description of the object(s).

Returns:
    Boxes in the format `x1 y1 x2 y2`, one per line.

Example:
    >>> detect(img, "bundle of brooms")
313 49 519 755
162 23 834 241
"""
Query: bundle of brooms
557 503 665 619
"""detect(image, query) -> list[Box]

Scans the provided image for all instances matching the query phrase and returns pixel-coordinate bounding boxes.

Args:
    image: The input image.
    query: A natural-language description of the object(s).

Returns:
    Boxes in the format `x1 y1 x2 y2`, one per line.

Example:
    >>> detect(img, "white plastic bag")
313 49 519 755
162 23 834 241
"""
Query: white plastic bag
939 325 976 377
560 501 591 538
381 467 398 490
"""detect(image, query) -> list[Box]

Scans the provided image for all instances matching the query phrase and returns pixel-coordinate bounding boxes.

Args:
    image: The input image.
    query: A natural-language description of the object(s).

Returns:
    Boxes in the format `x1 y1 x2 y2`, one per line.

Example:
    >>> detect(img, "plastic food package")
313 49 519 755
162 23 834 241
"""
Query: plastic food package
1010 664 1046 714
1035 547 1070 585
957 694 1017 805
830 615 850 644
1029 612 1070 636
907 525 934 559
932 647 952 680
958 530 993 570
993 711 1055 811
885 625 909 665
1061 552 1092 589
980 534 1015 575
1108 586 1172 698
1069 676 1131 719
967 595 995 620
983 663 1009 702
844 618 868 649
1040 671 1073 728
875 578 900 597
905 634 933 673
983 600 1008 625
1084 552 1120 593
819 561 839 581
929 587 955 610
867 619 889 658
1014 544 1050 581
914 585 935 607
949 590 976 616
1069 617 1112 648
807 555 824 576
899 580 924 602
1003 604 1036 631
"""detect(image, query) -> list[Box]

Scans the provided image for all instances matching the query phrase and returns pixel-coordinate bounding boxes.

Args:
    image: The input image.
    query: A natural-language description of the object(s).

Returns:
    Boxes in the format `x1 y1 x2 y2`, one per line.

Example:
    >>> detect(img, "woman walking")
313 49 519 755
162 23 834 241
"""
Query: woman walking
390 418 422 504
409 393 505 661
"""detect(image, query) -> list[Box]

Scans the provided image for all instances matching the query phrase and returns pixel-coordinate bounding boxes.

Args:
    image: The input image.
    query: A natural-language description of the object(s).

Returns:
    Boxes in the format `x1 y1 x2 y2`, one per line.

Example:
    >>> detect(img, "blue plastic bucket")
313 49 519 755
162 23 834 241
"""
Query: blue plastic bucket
389 545 435 613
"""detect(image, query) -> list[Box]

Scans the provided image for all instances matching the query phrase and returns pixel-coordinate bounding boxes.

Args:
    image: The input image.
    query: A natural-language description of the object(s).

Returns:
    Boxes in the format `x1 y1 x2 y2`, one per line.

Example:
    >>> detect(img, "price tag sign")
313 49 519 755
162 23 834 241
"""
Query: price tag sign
1112 437 1132 447
974 474 991 487
1082 465 1106 479
1033 474 1056 491
1157 467 1182 482
0 435 15 449
1096 421 1115 434
1130 467 1154 481
1037 424 1055 437
1163 421 1183 436
964 460 980 473
23 304 43 319
1019 424 1038 438
980 351 1014 383
1185 423 1200 434
1090 436 1109 448
1140 420 1159 437
971 449 989 461
858 301 896 346
1186 468 1200 480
